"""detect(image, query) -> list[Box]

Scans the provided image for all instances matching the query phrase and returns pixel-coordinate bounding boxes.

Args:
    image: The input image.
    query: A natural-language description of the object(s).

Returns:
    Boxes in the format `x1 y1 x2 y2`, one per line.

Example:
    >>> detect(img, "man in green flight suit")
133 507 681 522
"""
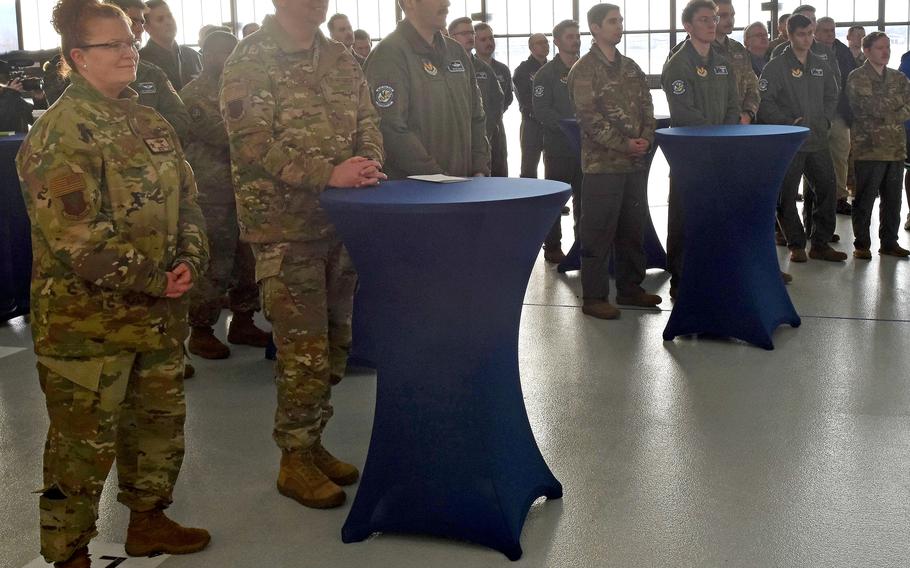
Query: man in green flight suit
365 0 490 179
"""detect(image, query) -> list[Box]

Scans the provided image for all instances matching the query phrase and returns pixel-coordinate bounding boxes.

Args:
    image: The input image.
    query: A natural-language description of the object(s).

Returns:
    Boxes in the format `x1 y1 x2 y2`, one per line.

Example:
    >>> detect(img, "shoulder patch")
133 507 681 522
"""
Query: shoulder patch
49 173 89 219
671 79 687 95
758 78 769 92
222 82 249 121
374 85 395 108
533 85 545 97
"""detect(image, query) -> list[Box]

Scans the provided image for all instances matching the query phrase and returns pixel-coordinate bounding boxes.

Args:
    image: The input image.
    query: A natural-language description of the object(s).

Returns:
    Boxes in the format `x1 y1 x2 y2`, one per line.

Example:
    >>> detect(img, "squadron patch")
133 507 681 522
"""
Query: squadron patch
135 82 157 95
422 60 438 76
758 78 769 92
533 85 545 97
144 137 174 154
714 65 728 75
189 105 204 121
448 60 466 73
671 79 687 95
811 68 824 77
696 66 708 78
374 85 395 108
792 68 803 78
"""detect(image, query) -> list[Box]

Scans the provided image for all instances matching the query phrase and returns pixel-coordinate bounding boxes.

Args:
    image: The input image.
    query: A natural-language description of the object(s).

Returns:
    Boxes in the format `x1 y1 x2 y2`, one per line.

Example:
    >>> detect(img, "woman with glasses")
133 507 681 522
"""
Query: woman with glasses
15 1 210 566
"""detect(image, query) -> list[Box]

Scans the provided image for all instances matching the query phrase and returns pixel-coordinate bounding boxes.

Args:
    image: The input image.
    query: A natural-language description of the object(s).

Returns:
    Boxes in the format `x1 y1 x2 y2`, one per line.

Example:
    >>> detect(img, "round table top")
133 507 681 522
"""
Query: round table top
0 133 26 149
656 125 810 138
321 177 571 210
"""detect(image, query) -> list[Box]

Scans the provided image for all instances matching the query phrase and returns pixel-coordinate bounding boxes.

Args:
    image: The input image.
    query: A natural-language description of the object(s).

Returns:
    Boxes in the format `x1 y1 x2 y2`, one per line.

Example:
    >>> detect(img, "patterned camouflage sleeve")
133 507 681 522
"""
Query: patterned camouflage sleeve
221 49 335 192
16 117 170 296
149 65 191 142
847 70 910 124
181 88 228 148
173 155 209 280
466 57 491 176
568 60 629 152
352 70 384 164
364 45 443 175
738 64 760 115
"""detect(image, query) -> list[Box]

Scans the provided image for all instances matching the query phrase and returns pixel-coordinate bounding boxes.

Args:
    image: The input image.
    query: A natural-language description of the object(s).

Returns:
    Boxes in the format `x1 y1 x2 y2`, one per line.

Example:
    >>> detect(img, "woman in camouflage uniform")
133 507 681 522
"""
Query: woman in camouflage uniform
15 1 210 565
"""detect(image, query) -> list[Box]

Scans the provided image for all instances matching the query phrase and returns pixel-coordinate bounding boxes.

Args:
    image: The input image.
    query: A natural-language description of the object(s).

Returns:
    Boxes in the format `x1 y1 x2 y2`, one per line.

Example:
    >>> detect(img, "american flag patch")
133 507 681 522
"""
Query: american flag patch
48 173 86 197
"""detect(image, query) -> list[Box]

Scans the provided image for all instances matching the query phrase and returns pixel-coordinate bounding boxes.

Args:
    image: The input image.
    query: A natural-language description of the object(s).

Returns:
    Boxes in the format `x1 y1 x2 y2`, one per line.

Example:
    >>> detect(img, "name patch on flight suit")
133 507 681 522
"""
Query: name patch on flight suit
714 65 728 75
476 71 488 80
448 60 466 73
144 137 174 154
811 68 824 77
817 53 828 61
135 82 157 95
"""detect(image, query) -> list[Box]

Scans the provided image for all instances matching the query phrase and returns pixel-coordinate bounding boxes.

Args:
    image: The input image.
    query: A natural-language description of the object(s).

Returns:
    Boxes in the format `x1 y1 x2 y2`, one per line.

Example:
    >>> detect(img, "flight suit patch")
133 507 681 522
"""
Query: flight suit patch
714 65 728 75
671 79 687 95
144 137 174 154
533 85 544 97
223 82 248 121
423 60 438 76
374 85 395 108
135 82 157 95
758 78 769 92
811 68 824 77
448 60 466 73
189 105 204 121
559 74 568 84
696 66 708 78
476 70 488 80
792 68 803 78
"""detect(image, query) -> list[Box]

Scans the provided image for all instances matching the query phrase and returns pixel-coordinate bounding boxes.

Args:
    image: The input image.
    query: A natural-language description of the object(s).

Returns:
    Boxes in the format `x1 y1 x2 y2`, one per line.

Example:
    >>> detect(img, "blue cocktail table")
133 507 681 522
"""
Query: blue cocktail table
321 178 567 560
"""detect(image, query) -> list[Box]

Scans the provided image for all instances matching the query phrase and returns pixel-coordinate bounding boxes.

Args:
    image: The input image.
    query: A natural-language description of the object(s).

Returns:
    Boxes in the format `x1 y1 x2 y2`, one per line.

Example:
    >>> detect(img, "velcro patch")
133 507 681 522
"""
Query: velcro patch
671 79 687 95
189 105 204 121
811 68 824 77
144 137 174 154
374 85 395 108
49 173 86 198
758 78 769 92
714 66 728 75
533 85 544 97
222 82 249 121
476 71 488 80
448 60 466 73
135 82 157 95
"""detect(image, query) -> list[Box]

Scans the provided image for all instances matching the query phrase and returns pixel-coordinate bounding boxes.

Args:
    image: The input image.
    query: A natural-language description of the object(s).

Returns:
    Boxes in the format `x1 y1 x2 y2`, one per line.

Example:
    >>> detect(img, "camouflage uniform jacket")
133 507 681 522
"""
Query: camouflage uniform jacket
846 62 910 162
712 35 760 117
532 55 577 158
15 73 209 358
221 17 383 244
180 73 233 205
660 40 741 127
568 46 656 174
757 46 837 153
364 19 488 178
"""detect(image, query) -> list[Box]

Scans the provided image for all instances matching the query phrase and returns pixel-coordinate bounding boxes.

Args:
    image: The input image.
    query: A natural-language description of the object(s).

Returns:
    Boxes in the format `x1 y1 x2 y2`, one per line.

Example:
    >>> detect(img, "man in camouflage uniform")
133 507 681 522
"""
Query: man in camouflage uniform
569 4 660 320
713 0 759 124
448 17 504 176
758 14 846 263
365 0 489 179
221 0 385 509
533 19 583 264
661 0 740 296
846 32 910 258
181 31 269 359
16 48 209 566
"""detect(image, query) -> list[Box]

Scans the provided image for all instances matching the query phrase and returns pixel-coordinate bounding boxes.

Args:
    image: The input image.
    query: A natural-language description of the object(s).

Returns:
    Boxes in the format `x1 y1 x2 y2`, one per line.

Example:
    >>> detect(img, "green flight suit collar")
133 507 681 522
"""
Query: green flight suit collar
680 39 718 66
67 72 139 110
398 19 447 59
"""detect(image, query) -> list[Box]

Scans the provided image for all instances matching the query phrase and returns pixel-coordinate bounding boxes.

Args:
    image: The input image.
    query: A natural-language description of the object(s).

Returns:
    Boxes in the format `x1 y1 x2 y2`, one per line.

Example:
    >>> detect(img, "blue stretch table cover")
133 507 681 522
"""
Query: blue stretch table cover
0 134 30 322
321 178 567 560
556 117 669 273
656 125 809 350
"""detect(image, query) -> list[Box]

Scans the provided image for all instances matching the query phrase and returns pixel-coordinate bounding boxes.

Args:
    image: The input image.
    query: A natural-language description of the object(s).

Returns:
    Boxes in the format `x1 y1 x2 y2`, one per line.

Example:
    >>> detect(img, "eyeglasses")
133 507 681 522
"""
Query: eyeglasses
78 40 140 53
452 30 475 37
694 15 721 25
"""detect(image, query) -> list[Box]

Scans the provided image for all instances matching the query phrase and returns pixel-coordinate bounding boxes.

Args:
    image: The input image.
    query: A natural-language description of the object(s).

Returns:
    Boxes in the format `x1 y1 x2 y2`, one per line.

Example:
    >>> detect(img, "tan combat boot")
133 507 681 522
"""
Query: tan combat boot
312 442 360 486
227 312 270 347
124 509 211 557
581 301 620 320
277 449 346 509
54 547 90 568
188 326 230 359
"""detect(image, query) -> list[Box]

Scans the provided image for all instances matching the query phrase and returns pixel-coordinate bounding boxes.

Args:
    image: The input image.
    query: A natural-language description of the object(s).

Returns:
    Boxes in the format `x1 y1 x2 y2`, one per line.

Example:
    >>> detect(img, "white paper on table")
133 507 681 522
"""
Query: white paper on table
406 174 471 183
23 542 170 567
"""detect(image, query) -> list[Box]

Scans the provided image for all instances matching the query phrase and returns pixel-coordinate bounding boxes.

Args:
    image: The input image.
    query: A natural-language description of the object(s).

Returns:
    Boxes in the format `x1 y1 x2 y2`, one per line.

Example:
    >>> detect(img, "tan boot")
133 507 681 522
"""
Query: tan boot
277 450 345 509
54 547 90 568
543 247 565 264
188 327 230 359
312 443 360 486
124 509 210 557
581 301 620 320
183 362 196 379
227 312 270 347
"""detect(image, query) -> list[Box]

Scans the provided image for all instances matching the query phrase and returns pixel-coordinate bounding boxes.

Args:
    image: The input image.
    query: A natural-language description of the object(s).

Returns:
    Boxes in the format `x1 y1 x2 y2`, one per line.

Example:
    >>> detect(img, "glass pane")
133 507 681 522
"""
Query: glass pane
0 0 16 52
649 32 671 75
21 0 57 50
506 36 530 71
650 0 671 31
554 1 574 26
827 0 853 25
530 2 554 38
506 0 530 35
487 0 508 28
885 26 909 69
378 0 397 39
624 32 649 72
885 0 910 23
578 0 600 29
624 0 649 31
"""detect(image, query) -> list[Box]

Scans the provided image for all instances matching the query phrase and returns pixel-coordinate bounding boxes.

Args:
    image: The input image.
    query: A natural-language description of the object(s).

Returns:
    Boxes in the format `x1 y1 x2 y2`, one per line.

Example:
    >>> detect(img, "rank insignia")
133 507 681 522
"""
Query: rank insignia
135 82 157 95
792 68 803 78
423 60 438 76
560 74 568 84
696 66 708 78
144 137 174 154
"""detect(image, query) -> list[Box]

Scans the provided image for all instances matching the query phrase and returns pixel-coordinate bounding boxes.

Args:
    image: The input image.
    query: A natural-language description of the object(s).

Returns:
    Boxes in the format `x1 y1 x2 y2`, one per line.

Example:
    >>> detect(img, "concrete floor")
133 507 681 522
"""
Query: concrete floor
3 104 910 566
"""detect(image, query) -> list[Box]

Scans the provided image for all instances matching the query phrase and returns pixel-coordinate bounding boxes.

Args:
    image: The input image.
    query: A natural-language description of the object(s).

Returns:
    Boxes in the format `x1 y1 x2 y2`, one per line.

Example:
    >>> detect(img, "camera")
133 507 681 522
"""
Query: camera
8 62 44 92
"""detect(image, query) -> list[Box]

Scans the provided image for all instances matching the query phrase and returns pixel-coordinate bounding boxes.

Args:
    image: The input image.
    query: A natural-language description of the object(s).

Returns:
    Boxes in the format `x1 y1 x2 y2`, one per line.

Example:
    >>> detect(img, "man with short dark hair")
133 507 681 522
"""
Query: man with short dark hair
449 17 504 176
533 20 583 263
569 3 660 319
513 33 549 180
365 0 489 178
766 13 790 57
140 0 202 91
475 22 513 177
847 25 866 65
661 0 741 295
353 29 372 61
759 14 845 263
327 13 355 50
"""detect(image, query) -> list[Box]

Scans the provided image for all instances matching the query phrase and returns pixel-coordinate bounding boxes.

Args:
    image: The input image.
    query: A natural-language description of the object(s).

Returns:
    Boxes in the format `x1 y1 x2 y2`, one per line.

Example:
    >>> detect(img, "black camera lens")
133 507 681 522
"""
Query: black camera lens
21 77 43 91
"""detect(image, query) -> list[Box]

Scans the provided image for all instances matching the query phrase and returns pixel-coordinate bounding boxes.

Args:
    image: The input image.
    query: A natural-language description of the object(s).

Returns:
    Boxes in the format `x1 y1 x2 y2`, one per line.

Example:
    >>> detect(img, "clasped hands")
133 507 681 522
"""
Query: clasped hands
329 156 388 189
626 137 650 157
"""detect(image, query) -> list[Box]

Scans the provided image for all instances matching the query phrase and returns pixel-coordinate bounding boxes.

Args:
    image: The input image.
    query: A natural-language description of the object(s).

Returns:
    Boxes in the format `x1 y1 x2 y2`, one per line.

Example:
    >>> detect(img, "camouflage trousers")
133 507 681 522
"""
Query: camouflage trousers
36 346 186 563
189 202 259 327
254 238 356 452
